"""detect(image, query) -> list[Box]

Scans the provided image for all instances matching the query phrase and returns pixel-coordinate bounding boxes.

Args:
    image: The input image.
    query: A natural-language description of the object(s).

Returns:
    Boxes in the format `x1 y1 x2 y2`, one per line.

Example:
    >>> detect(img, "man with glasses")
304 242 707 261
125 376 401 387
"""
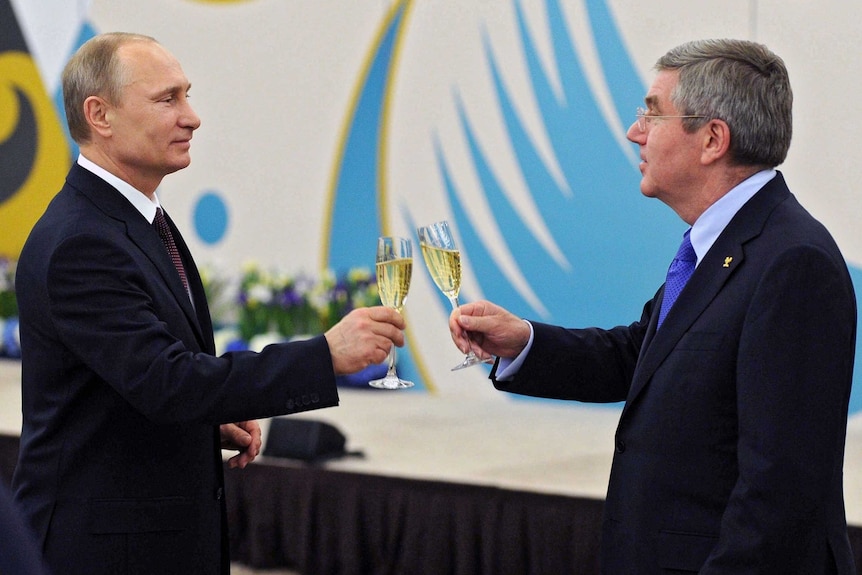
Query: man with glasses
450 39 856 573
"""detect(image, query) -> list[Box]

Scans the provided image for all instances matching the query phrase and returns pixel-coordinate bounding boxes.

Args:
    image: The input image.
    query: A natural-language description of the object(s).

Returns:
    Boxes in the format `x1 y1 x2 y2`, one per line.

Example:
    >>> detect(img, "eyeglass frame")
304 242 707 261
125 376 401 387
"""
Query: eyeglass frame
635 106 707 132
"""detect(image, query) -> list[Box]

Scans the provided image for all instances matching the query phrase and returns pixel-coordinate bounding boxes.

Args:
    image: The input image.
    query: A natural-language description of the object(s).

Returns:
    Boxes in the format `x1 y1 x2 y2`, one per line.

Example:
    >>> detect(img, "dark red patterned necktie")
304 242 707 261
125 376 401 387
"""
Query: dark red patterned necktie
153 207 190 296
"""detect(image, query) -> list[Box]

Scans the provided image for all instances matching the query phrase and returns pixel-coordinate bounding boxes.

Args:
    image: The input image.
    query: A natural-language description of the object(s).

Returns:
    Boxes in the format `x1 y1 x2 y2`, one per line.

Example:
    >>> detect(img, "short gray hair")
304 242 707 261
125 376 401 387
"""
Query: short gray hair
62 32 157 144
656 39 792 168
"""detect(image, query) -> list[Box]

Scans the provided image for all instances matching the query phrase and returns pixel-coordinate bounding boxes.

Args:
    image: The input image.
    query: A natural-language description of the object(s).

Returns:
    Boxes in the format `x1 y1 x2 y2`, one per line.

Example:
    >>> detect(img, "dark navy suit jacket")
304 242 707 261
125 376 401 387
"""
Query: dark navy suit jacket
494 173 857 574
0 480 50 575
13 163 340 575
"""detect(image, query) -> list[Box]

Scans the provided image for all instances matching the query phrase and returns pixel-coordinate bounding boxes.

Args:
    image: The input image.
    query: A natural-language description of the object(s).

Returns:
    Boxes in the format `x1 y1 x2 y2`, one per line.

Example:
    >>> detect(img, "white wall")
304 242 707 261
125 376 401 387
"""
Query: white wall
8 0 862 407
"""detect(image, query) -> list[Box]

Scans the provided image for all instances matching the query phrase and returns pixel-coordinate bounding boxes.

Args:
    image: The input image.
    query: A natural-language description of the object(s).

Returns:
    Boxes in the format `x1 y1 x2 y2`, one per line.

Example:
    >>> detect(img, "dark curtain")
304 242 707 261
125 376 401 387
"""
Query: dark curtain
1 435 860 575
225 461 603 575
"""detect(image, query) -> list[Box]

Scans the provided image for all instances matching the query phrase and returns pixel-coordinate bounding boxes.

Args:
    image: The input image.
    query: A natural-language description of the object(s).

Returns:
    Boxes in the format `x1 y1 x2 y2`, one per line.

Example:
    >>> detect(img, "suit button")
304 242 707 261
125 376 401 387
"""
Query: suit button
301 394 310 406
615 439 626 453
286 398 295 410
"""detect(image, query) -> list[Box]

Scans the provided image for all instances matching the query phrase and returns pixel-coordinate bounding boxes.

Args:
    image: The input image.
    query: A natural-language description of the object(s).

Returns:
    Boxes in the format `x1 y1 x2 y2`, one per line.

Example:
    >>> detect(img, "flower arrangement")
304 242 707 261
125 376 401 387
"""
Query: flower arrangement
317 267 379 331
229 263 379 345
206 263 385 383
0 258 17 319
0 258 20 358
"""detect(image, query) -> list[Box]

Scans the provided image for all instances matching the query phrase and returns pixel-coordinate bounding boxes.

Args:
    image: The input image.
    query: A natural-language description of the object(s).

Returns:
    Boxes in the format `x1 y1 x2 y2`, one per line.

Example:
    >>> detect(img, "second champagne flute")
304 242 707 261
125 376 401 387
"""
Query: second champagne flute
417 220 488 370
368 236 414 389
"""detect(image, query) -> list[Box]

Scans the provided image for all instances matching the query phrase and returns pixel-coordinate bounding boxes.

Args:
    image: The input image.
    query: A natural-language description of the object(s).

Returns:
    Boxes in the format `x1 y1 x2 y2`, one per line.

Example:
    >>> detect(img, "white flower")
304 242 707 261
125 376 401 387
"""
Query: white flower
247 284 272 305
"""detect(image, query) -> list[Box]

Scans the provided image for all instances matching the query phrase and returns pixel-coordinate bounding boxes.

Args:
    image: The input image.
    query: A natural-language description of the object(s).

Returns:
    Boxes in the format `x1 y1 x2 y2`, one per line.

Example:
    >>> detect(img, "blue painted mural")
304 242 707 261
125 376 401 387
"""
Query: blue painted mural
319 0 862 414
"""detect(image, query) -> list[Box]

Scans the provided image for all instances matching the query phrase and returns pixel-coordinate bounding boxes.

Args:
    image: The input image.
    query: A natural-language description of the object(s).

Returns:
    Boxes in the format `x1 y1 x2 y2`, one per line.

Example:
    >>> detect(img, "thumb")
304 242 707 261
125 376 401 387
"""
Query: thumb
223 423 251 447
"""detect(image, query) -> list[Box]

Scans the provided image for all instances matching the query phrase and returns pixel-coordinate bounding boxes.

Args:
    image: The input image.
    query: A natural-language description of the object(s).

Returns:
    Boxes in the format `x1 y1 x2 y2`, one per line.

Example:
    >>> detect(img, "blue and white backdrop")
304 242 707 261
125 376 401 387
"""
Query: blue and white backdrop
3 0 861 418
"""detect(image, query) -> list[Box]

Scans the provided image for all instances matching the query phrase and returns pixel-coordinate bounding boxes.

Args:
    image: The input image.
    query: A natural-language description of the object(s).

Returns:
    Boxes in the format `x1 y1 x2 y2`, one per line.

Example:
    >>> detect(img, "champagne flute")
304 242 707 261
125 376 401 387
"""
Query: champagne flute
368 236 414 389
417 220 488 370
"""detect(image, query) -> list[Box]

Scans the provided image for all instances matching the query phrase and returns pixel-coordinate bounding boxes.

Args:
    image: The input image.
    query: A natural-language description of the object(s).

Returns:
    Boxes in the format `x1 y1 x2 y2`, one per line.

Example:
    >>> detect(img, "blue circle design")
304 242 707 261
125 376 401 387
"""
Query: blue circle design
194 191 229 245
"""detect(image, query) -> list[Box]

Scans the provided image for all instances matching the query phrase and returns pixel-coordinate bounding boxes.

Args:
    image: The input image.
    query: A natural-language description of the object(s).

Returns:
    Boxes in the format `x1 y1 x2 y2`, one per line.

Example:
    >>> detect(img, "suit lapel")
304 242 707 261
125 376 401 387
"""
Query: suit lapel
163 210 216 354
625 173 792 410
143 210 208 345
631 240 746 400
69 165 208 348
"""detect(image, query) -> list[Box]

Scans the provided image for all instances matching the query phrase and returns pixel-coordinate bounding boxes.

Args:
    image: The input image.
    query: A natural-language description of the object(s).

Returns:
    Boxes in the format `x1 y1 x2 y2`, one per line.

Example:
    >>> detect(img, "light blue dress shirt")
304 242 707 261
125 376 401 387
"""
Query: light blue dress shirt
495 169 777 380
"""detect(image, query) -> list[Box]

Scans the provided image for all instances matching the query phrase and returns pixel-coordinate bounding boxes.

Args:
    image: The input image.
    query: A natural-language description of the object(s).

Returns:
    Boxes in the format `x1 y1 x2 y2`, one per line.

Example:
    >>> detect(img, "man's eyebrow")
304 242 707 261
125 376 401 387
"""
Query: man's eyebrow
155 82 192 97
644 95 659 109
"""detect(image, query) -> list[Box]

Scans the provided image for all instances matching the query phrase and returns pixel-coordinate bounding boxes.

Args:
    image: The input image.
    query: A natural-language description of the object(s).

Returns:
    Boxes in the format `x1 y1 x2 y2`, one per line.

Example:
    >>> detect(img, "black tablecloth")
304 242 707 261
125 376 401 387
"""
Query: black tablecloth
225 460 603 574
2 435 861 574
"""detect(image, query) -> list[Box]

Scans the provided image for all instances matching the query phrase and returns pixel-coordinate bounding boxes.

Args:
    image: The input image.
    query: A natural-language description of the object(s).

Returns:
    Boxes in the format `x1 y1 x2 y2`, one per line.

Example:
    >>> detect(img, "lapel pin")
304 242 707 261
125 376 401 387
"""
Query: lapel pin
723 256 733 268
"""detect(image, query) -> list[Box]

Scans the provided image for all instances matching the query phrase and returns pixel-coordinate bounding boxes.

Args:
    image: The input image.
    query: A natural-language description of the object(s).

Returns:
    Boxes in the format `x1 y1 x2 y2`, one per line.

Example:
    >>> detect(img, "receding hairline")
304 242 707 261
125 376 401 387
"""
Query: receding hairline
62 32 168 144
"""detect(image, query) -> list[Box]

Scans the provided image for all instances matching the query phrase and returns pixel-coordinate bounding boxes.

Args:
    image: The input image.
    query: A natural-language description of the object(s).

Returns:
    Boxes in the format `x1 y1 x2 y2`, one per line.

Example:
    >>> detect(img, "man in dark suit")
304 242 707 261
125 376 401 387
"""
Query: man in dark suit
13 32 405 575
450 39 857 574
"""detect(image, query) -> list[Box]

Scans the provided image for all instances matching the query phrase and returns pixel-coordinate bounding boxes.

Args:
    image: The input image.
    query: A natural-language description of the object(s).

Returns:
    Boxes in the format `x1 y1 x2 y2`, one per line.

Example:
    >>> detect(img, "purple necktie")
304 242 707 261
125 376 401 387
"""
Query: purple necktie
657 229 696 328
153 207 190 296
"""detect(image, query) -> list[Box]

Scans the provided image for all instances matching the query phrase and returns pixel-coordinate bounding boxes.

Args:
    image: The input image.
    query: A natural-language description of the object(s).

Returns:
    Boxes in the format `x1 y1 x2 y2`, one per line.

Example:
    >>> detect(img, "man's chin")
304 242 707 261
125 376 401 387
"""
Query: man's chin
639 183 658 199
166 158 192 175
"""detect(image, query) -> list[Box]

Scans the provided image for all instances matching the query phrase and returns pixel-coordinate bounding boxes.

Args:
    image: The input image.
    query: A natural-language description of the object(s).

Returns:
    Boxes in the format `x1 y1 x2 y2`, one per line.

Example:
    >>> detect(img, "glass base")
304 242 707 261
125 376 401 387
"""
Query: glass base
369 376 414 389
451 352 491 371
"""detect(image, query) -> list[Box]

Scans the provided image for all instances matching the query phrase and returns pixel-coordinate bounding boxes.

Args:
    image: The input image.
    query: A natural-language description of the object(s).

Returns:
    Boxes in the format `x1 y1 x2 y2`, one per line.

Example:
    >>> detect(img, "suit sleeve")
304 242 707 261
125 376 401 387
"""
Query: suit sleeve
702 244 856 572
46 231 339 425
491 299 654 403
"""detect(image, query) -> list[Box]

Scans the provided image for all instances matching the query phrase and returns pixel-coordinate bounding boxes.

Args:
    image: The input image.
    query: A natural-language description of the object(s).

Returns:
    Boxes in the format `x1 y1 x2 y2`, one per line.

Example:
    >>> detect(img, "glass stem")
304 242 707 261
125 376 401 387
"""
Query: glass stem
449 296 478 356
386 348 397 376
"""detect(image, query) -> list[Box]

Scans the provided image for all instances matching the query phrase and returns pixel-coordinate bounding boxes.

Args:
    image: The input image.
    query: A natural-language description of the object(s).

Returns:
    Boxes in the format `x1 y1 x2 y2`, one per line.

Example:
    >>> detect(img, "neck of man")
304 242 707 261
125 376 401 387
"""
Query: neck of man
79 143 161 200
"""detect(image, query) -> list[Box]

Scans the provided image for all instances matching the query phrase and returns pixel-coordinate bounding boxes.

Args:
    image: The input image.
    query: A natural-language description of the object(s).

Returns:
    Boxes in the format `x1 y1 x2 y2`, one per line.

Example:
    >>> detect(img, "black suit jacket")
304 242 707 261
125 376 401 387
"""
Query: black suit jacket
494 173 857 574
0 480 50 575
13 164 340 575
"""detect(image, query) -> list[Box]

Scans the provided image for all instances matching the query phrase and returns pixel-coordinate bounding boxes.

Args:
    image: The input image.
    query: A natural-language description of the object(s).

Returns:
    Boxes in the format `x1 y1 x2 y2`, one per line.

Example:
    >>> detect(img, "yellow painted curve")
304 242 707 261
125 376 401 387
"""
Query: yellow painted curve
0 52 70 259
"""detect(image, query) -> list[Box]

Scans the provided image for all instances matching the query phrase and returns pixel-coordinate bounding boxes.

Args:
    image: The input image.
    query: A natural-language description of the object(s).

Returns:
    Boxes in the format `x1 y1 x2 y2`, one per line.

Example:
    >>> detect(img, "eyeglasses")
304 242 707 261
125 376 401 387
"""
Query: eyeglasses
635 107 706 132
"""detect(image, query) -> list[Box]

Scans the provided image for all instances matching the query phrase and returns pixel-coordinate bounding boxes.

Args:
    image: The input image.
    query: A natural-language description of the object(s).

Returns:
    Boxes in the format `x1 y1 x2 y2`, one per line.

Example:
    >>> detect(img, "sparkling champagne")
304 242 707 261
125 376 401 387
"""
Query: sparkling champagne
417 220 488 370
376 258 412 313
420 243 461 300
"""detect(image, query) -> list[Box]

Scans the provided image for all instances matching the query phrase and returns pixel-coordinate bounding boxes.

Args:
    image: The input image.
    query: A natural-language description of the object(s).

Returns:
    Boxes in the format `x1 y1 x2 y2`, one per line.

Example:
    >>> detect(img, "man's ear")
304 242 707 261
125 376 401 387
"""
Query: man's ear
82 95 112 138
701 119 731 165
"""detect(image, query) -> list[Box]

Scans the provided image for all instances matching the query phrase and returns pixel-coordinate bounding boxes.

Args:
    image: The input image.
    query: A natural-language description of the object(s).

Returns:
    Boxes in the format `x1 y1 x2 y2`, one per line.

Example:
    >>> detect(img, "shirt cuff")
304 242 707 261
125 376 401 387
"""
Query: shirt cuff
494 320 534 381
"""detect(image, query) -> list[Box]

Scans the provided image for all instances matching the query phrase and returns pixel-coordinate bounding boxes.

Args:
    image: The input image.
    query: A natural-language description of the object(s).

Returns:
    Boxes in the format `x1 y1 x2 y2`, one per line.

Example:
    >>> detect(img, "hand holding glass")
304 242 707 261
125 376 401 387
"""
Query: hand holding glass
417 221 489 370
369 236 414 389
